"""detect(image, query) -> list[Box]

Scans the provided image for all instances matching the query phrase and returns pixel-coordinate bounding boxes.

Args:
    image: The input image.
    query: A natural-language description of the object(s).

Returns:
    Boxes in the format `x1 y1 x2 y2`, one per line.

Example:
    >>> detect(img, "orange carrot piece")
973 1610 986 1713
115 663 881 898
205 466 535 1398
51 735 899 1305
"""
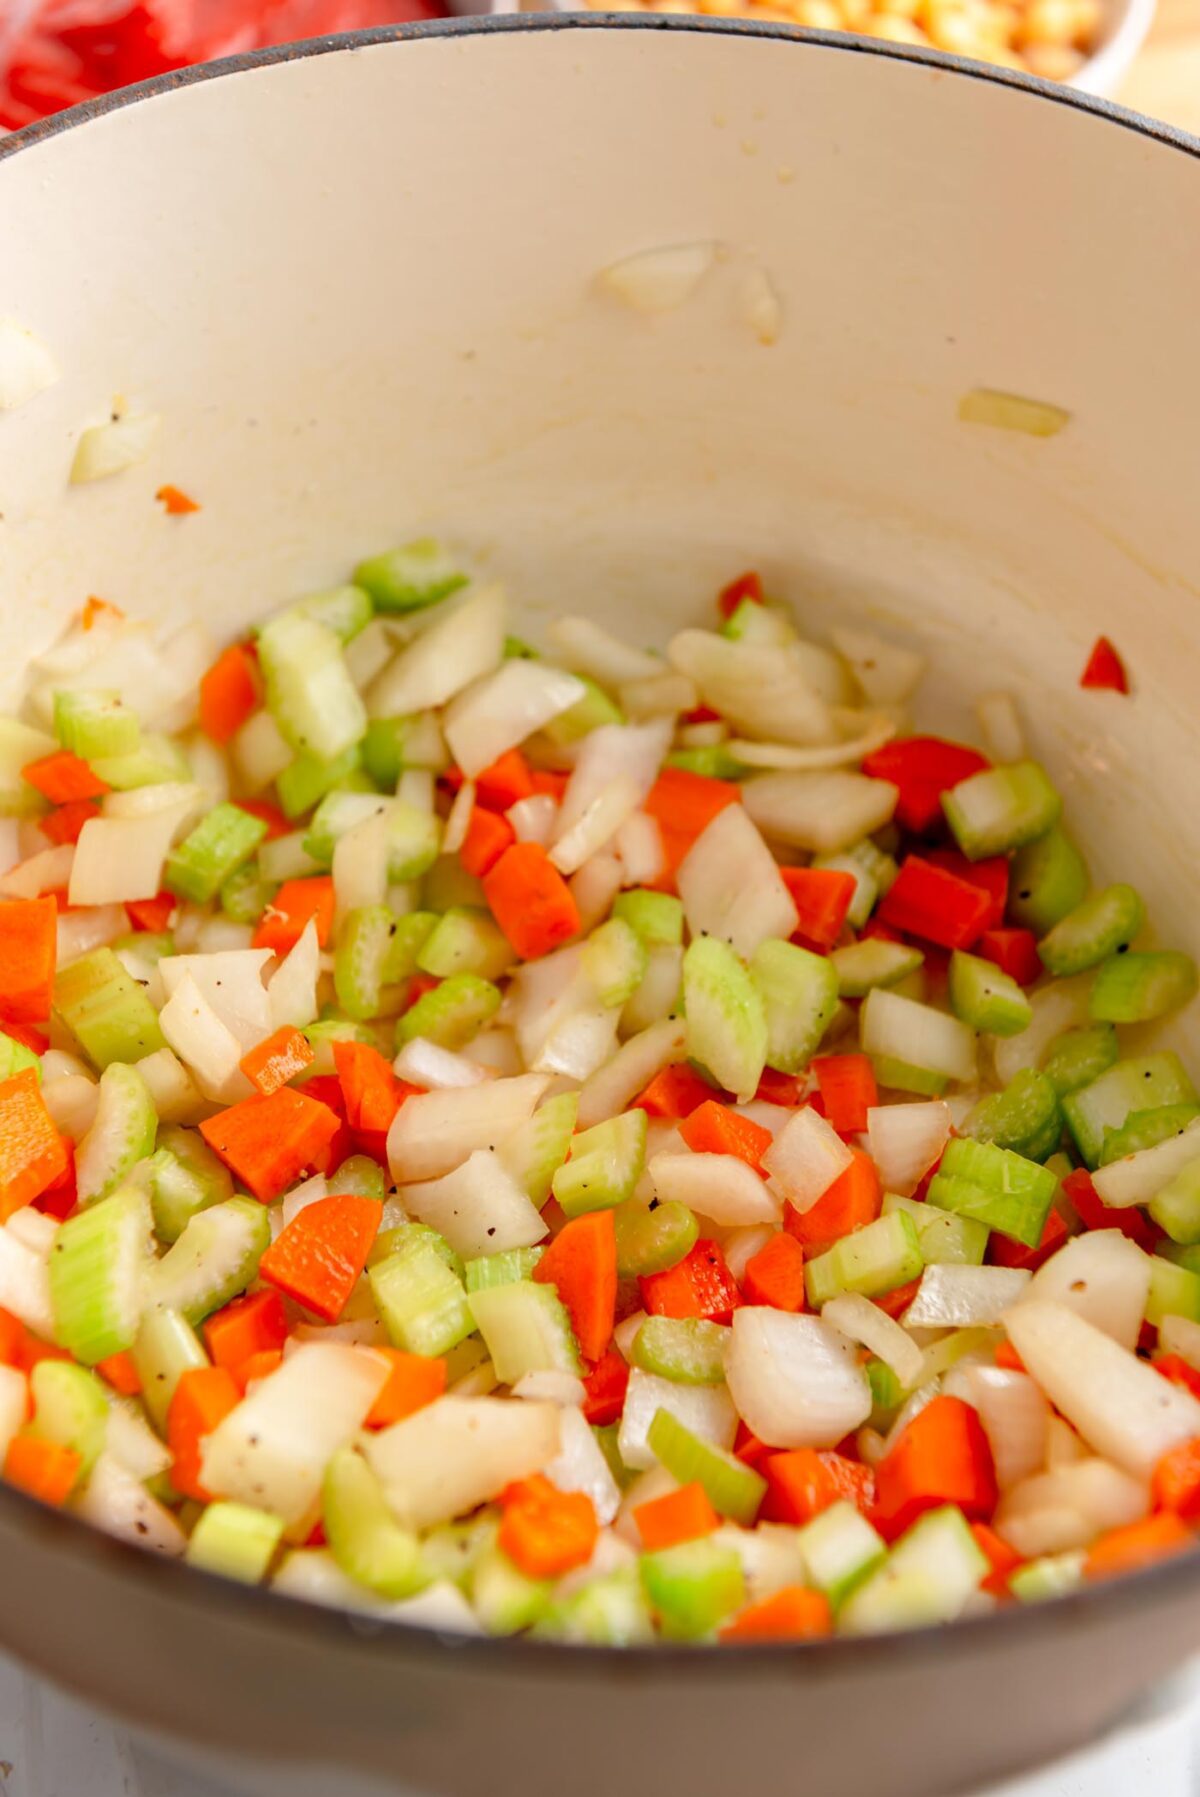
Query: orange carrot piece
533 1210 617 1363
251 877 335 954
873 1395 997 1542
167 1366 241 1503
784 1146 881 1250
1084 1512 1194 1581
0 1309 24 1366
633 1064 718 1119
640 1239 742 1325
643 767 740 885
332 1039 414 1142
81 596 124 630
199 1086 342 1202
762 1448 875 1526
459 804 515 879
239 1024 315 1097
229 1349 284 1394
1153 1354 1200 1402
678 1099 773 1171
41 800 102 847
475 749 536 811
21 750 109 804
0 1069 70 1221
364 1350 448 1429
634 1480 721 1551
874 1277 923 1322
234 798 290 841
4 1434 80 1507
742 1232 806 1312
812 1054 879 1135
719 1585 833 1642
994 1340 1027 1373
1152 1437 1200 1522
156 484 201 516
482 842 581 961
125 892 177 933
199 643 259 745
95 1351 142 1396
498 1474 599 1578
258 1194 383 1323
971 1520 1023 1597
0 896 57 1024
203 1288 289 1370
781 867 857 953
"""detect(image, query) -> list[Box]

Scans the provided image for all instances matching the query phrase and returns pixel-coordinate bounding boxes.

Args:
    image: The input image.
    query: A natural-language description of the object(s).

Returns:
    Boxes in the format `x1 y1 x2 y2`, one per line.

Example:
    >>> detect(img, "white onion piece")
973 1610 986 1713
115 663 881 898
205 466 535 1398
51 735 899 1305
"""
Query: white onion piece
331 806 393 919
512 1373 588 1407
1160 1314 1200 1371
1026 1230 1150 1349
394 1037 487 1091
402 1148 548 1259
618 671 699 720
69 798 195 907
194 917 254 956
738 266 783 345
620 943 683 1035
727 1309 871 1449
866 1101 952 1196
441 779 475 856
883 1379 943 1454
1004 1299 1200 1479
723 1224 777 1284
649 1152 781 1226
268 918 320 1031
762 1108 853 1211
742 769 899 854
103 780 205 824
547 617 664 689
550 774 642 876
534 1004 619 1082
958 1366 1050 1492
598 242 716 313
903 1265 1031 1329
0 1218 55 1339
106 1399 173 1481
57 904 128 965
617 1368 737 1471
77 1454 186 1557
281 1174 329 1228
614 811 664 886
829 627 924 705
509 945 591 1068
824 1293 925 1390
992 977 1093 1087
507 794 558 846
555 720 672 843
677 804 798 962
727 715 895 771
366 1397 560 1533
70 413 159 483
1046 1416 1089 1468
1092 1119 1200 1208
344 617 397 691
42 1074 101 1142
577 1018 686 1129
233 709 292 792
161 949 273 1054
444 660 585 777
995 1459 1149 1558
159 974 251 1104
667 631 832 747
545 1405 622 1524
463 1029 522 1078
41 1050 90 1081
975 692 1026 764
862 989 977 1084
0 844 75 899
0 319 59 411
613 1310 649 1363
135 1047 207 1126
366 585 506 717
568 854 624 937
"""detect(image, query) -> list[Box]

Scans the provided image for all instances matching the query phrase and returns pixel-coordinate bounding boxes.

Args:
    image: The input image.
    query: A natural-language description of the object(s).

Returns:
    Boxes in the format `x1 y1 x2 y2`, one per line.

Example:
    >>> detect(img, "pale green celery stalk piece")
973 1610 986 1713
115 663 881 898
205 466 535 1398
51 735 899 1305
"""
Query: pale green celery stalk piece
1041 1024 1119 1098
147 1199 271 1325
1061 1051 1197 1169
146 1123 234 1244
1145 1255 1200 1328
830 938 923 999
76 1061 157 1207
961 1069 1063 1162
542 677 624 744
1150 1158 1200 1245
276 584 373 644
551 1110 646 1218
303 791 391 864
53 688 139 758
464 1247 545 1292
467 1281 581 1383
882 1193 989 1266
943 762 1061 861
536 1568 655 1645
749 938 838 1075
612 890 684 949
948 951 1032 1038
132 1307 208 1431
646 1408 765 1525
54 947 165 1070
416 907 513 981
420 1515 496 1588
1099 1103 1200 1165
353 540 467 614
327 1155 388 1202
323 1447 428 1598
0 1029 40 1082
615 1199 699 1277
423 856 487 914
362 715 448 787
796 1500 887 1607
186 1501 286 1584
385 804 442 882
684 937 767 1101
276 745 364 820
667 746 749 780
27 1360 109 1481
1038 884 1145 976
927 1138 1057 1247
368 1222 463 1279
0 718 56 817
221 859 278 926
1008 827 1089 934
804 1211 924 1306
631 1317 729 1385
50 1186 152 1365
639 1537 745 1639
257 611 367 761
91 734 191 791
113 931 175 968
368 1238 475 1357
382 911 439 984
471 1541 552 1635
1089 952 1199 1025
873 1057 947 1099
1010 1550 1086 1603
335 905 395 1022
165 803 268 905
582 918 648 1008
498 1093 578 1206
398 974 501 1050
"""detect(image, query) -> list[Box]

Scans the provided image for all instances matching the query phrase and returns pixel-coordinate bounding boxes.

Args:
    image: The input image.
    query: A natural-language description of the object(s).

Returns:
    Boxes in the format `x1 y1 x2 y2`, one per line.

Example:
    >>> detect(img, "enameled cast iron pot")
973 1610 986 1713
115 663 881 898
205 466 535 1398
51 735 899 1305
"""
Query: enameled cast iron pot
1 18 1200 1795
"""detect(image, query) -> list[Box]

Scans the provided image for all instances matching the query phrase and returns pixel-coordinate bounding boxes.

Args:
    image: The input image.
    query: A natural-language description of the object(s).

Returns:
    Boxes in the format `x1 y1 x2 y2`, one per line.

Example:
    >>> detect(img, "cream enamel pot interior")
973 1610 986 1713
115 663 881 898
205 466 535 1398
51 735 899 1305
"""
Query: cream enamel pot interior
2 19 1200 1797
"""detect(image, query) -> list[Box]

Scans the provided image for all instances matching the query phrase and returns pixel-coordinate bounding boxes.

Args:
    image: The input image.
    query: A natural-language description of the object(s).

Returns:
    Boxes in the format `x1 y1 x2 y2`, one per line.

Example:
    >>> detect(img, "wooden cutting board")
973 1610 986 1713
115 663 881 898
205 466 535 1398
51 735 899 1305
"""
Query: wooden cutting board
1119 0 1200 135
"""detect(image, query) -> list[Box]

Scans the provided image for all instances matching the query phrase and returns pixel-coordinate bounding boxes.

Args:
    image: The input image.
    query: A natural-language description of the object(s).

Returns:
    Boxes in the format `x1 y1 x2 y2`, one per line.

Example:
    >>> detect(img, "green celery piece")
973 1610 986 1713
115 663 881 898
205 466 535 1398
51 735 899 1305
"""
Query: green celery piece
749 938 839 1075
278 584 374 645
796 1499 887 1607
640 1538 745 1639
0 1029 40 1082
721 599 794 646
327 1155 388 1202
423 855 487 914
259 832 324 884
384 804 442 882
948 950 1032 1038
542 676 624 744
416 907 512 982
146 1123 234 1243
276 745 364 820
464 1247 545 1292
362 716 449 787
382 911 439 984
28 1360 108 1481
221 859 278 926
1061 1052 1197 1169
582 918 648 1009
927 1138 1057 1248
54 946 164 1069
419 1515 496 1589
830 938 923 999
147 1199 270 1324
467 1281 581 1383
1146 1255 1200 1328
165 803 267 905
1099 1103 1200 1166
504 636 538 661
551 1110 647 1218
614 1199 699 1278
667 746 749 780
76 1061 157 1207
804 1211 924 1306
471 1541 552 1635
816 839 898 921
868 1357 907 1418
536 1568 655 1645
684 937 767 1102
257 611 367 761
961 1069 1063 1163
369 1222 464 1279
303 790 391 864
943 762 1061 861
49 1185 152 1365
303 1019 373 1073
497 1093 578 1206
0 717 56 817
368 1238 474 1357
113 931 175 968
1010 1550 1086 1603
843 1506 987 1632
1161 1242 1200 1274
353 540 467 614
1150 1158 1200 1246
1089 952 1199 1025
91 734 191 791
323 1447 428 1598
612 889 684 949
53 688 139 758
132 1306 208 1431
1041 1024 1119 1098
398 974 502 1049
1039 884 1145 976
882 1193 989 1266
872 1055 948 1098
1008 827 1089 935
594 1423 634 1492
334 905 395 1022
631 1317 729 1384
187 1501 285 1584
646 1408 765 1526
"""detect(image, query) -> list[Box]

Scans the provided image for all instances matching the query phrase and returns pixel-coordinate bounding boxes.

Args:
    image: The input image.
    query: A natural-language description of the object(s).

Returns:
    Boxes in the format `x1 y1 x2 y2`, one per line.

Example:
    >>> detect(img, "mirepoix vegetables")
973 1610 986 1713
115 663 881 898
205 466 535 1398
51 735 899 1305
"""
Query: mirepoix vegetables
0 553 1196 1648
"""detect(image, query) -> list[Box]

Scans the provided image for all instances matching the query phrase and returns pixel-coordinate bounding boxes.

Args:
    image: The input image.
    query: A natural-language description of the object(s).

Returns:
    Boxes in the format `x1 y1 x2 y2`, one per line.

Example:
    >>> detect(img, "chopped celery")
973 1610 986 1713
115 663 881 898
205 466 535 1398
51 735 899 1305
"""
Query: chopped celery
631 1317 730 1385
1008 827 1089 934
114 930 174 969
323 1447 428 1598
537 1568 655 1645
1089 951 1199 1025
948 951 1032 1038
0 1029 40 1082
551 1110 647 1218
369 1222 464 1280
221 860 278 926
327 1155 388 1202
145 1124 234 1243
49 1186 151 1365
147 1199 270 1324
362 715 449 786
543 676 624 744
467 1280 581 1383
132 1306 208 1431
961 1069 1062 1163
1061 1052 1197 1169
28 1360 109 1480
843 1506 986 1632
640 1538 745 1638
1039 884 1145 976
882 1193 989 1266
868 1358 907 1418
615 1200 699 1278
464 1248 545 1292
830 938 924 999
804 1211 923 1306
420 1515 495 1588
583 918 648 1009
1145 1255 1200 1328
1150 1158 1200 1246
816 839 898 920
498 1093 578 1206
186 1501 285 1584
1099 1103 1200 1165
54 947 165 1069
303 790 391 864
872 1055 948 1098
667 746 749 780
722 598 794 644
353 540 467 614
334 905 394 1021
471 1540 551 1635
382 911 439 984
927 1138 1057 1248
398 974 502 1050
165 803 267 904
368 1237 475 1357
384 804 443 882
53 688 139 759
257 611 367 761
612 890 684 949
76 1061 158 1207
1010 1550 1086 1603
943 761 1061 861
749 938 839 1075
259 831 323 883
92 735 191 791
276 744 364 820
646 1409 765 1526
280 584 373 644
861 988 975 1086
684 937 767 1102
417 908 513 982
796 1500 887 1607
423 855 487 914
1041 1024 1119 1098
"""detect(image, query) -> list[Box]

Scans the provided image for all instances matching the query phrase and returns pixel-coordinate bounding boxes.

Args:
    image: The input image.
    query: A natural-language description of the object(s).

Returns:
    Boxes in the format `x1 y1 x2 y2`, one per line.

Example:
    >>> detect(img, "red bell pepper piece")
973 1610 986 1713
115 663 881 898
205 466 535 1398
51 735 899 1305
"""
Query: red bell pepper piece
1061 1167 1155 1249
926 849 1009 931
1080 636 1129 694
780 866 857 952
716 571 764 619
977 928 1043 986
877 856 993 950
639 1239 742 1325
861 736 989 836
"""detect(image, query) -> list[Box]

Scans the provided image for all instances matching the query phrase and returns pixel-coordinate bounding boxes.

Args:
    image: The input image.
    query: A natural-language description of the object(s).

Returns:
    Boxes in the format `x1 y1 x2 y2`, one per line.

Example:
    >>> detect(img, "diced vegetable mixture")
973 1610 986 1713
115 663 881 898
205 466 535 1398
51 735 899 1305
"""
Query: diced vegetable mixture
0 553 1197 1645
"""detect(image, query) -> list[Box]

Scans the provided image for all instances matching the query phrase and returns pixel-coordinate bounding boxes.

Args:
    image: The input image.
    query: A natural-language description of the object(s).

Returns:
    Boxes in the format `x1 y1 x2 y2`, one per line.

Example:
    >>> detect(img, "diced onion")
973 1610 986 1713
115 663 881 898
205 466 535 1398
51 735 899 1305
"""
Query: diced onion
160 949 273 1054
677 804 799 962
862 989 976 1084
76 1454 186 1556
159 973 250 1104
902 1265 1032 1329
387 1075 551 1183
394 1037 488 1090
443 661 585 778
727 713 895 771
545 1404 622 1524
507 794 558 846
42 1074 101 1142
546 618 664 689
555 720 672 844
1092 1119 1200 1208
613 811 664 887
70 412 160 484
618 671 699 720
866 1101 952 1196
727 1309 871 1449
829 628 925 706
550 774 642 876
57 904 128 966
957 1365 1050 1492
649 1151 781 1226
0 319 59 411
364 1396 560 1532
366 585 507 717
568 854 624 937
577 1018 686 1129
722 1224 777 1284
281 1174 329 1228
0 845 75 900
975 692 1026 764
617 1368 736 1471
69 795 196 907
992 977 1093 1087
742 769 898 853
1027 1229 1150 1350
1160 1314 1200 1371
512 1373 588 1407
762 1108 854 1211
441 779 475 856
994 1458 1148 1558
667 631 832 747
824 1293 925 1390
598 242 716 314
268 919 320 1031
135 1047 207 1126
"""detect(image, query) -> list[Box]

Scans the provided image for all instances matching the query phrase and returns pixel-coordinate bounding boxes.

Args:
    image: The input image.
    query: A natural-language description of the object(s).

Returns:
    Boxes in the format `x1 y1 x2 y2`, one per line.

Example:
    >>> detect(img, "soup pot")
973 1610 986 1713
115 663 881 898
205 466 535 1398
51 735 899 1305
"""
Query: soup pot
1 18 1200 1797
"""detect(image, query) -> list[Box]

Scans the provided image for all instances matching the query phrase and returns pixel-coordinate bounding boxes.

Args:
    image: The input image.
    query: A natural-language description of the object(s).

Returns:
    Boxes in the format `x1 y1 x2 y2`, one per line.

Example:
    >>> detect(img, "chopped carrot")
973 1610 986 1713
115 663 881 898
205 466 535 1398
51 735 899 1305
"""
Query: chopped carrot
4 1434 80 1507
781 867 857 952
1080 636 1129 695
475 749 536 811
643 767 740 885
498 1474 599 1578
364 1350 448 1429
459 804 515 879
812 1055 878 1136
874 1277 923 1322
719 1585 833 1642
0 1069 70 1220
239 1024 315 1097
296 1074 354 1172
124 892 177 933
762 1448 875 1525
678 1099 772 1171
199 643 259 744
251 877 335 954
873 1395 997 1541
634 1481 721 1551
582 1347 630 1426
156 483 201 516
203 1289 289 1370
1154 1354 1200 1402
716 570 764 619
199 1086 342 1203
1085 1512 1193 1581
41 799 102 847
32 1140 77 1221
14 1332 71 1374
81 596 123 630
971 1521 1023 1597
0 895 58 1025
784 1147 881 1250
228 1349 284 1393
735 1423 771 1468
640 1238 742 1325
742 1232 807 1312
533 1210 617 1363
633 1064 719 1119
95 1352 141 1396
167 1366 241 1503
994 1340 1027 1373
482 843 581 962
0 1310 24 1365
530 770 568 803
333 1039 415 1149
234 798 290 841
1152 1438 1200 1521
21 750 109 804
259 1194 383 1322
